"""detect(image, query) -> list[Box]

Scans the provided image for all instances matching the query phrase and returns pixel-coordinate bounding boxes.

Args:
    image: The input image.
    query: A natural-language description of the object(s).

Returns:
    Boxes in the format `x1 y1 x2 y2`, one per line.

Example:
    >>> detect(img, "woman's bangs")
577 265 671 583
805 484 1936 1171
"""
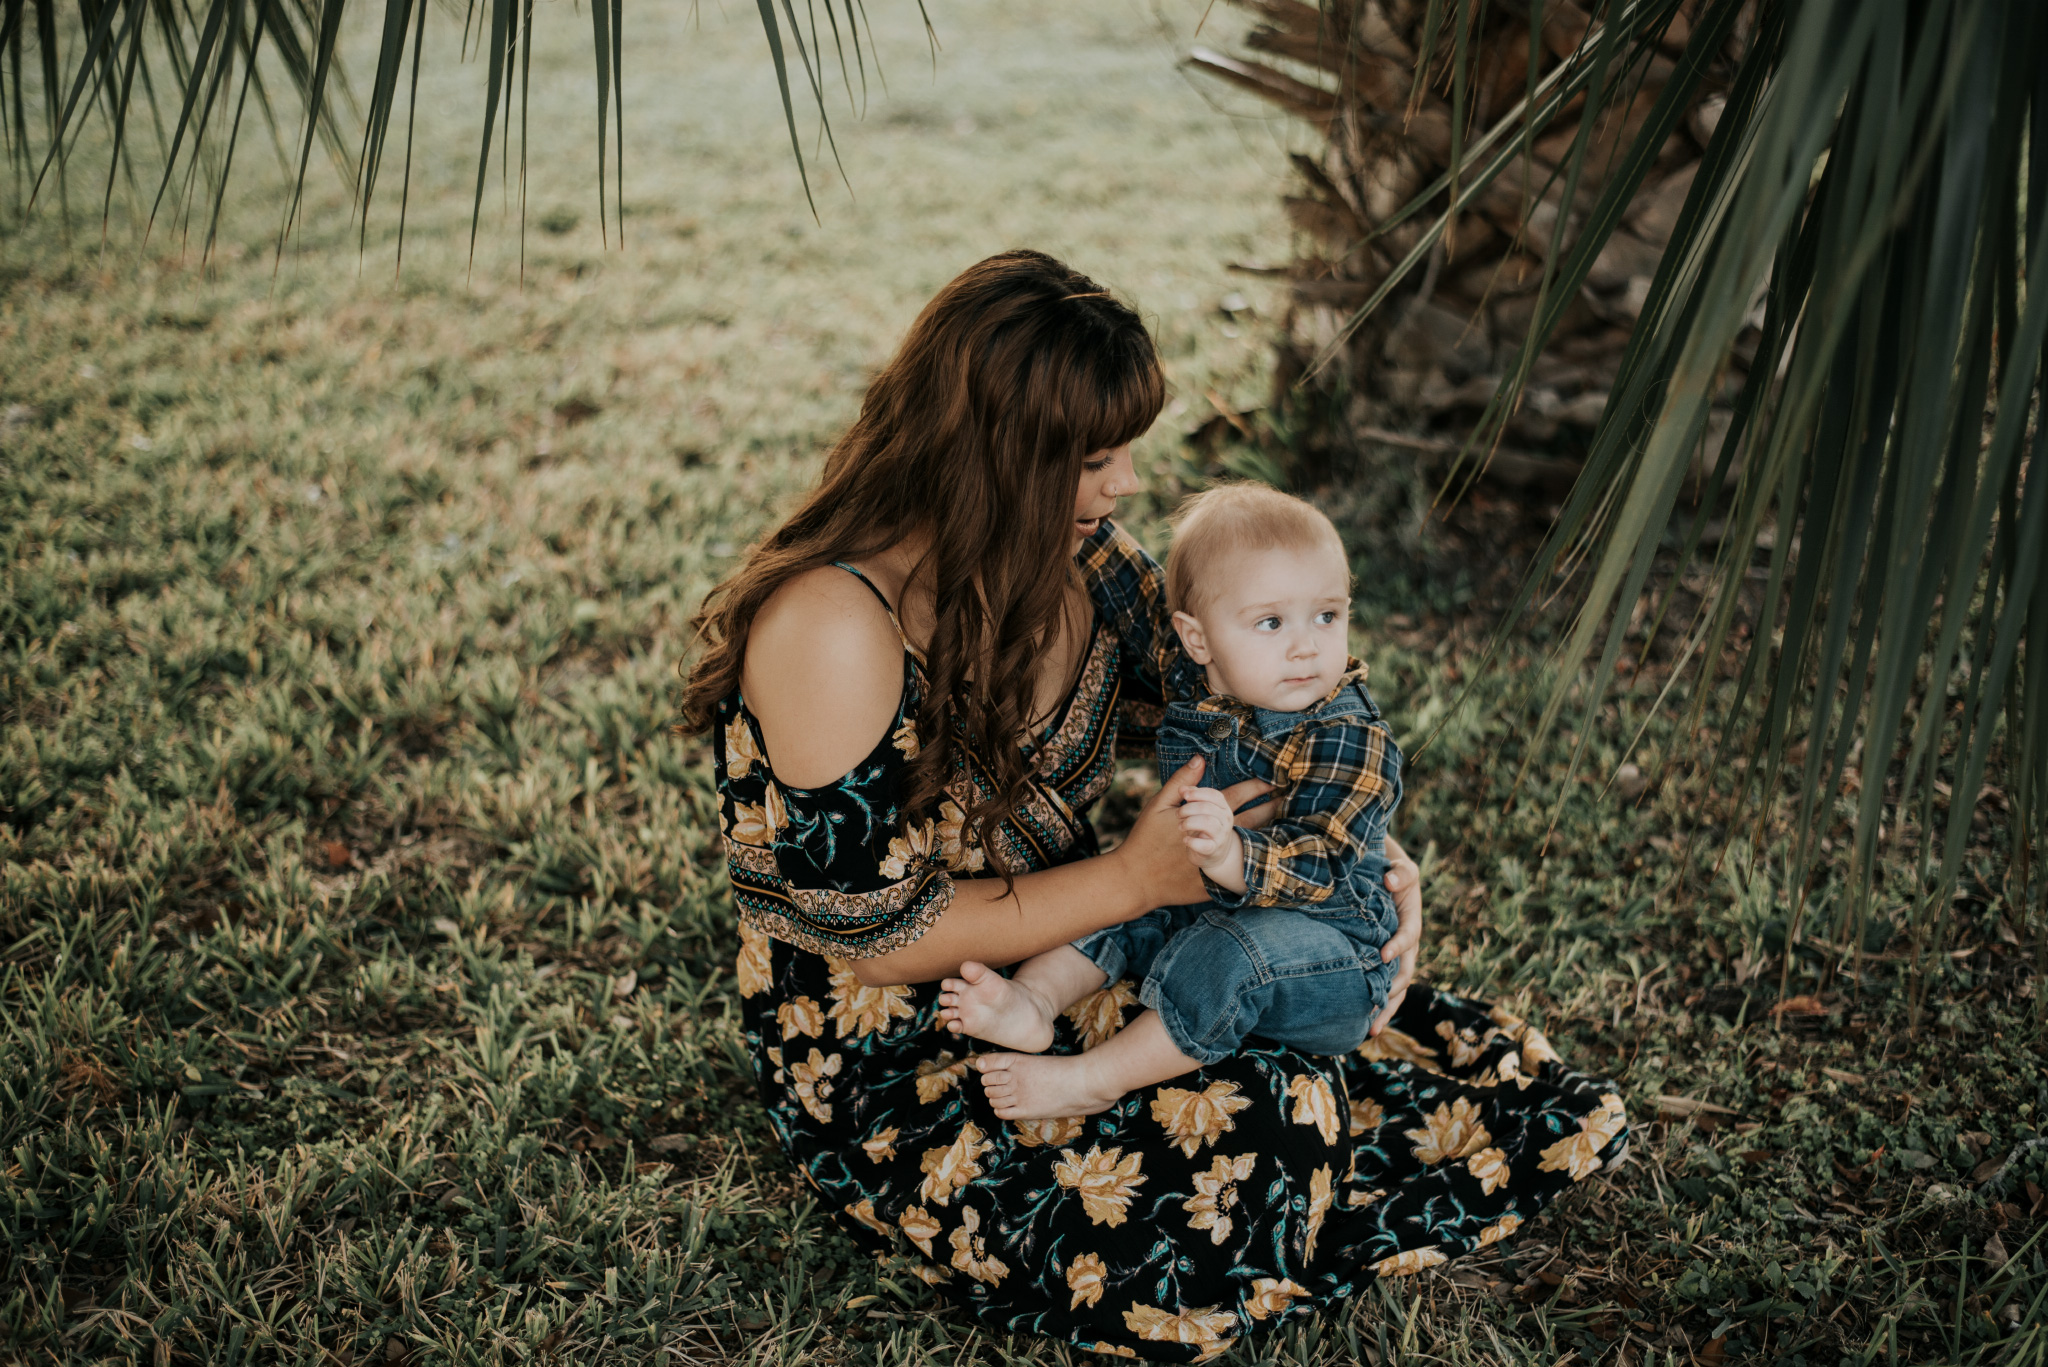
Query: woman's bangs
1078 344 1167 455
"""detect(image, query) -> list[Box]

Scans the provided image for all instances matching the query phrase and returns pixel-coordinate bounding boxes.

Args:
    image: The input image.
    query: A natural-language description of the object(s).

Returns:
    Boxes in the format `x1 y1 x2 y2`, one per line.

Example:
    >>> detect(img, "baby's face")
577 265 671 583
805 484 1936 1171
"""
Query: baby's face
1173 544 1351 711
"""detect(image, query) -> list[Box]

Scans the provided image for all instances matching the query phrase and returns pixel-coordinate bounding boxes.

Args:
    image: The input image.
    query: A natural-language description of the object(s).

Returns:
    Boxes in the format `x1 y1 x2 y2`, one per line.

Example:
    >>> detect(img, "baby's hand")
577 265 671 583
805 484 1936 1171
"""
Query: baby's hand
1177 787 1246 891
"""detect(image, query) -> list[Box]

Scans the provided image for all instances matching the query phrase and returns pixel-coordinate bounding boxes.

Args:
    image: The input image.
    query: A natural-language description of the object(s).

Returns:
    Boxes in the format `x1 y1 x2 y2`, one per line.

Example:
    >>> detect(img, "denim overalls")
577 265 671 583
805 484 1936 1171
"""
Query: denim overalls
1072 681 1401 1064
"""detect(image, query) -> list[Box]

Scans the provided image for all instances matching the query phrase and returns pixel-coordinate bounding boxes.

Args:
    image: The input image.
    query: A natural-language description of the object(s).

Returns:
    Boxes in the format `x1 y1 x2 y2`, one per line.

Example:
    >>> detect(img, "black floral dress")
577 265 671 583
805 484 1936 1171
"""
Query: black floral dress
712 523 1628 1362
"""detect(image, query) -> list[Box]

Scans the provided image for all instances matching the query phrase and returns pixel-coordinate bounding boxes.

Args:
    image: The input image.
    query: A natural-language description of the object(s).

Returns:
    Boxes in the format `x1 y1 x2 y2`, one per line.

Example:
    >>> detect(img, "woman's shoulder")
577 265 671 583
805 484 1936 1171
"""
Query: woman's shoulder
742 565 910 789
1076 517 1164 610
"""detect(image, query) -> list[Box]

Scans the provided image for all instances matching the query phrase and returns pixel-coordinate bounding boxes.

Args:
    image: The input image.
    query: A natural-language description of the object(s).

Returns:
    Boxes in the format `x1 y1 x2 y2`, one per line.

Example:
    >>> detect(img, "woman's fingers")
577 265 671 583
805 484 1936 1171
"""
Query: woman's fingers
1152 755 1206 808
1219 776 1277 828
1379 836 1423 965
1369 956 1413 1037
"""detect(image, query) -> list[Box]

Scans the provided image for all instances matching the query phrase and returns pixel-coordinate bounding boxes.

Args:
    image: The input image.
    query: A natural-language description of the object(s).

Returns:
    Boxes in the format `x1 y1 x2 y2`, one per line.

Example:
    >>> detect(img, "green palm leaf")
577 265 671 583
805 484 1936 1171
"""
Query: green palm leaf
1367 0 2048 1009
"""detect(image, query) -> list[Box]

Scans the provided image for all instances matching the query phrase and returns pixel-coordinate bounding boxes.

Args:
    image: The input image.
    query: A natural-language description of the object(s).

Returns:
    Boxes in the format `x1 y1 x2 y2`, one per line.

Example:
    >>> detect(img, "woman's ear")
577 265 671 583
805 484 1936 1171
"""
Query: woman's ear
1172 610 1213 664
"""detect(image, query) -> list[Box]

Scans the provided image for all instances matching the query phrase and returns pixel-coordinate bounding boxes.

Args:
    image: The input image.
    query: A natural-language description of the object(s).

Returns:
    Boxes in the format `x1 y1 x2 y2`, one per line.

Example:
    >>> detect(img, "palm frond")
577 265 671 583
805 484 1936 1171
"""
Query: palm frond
1 0 882 252
1415 0 2045 1006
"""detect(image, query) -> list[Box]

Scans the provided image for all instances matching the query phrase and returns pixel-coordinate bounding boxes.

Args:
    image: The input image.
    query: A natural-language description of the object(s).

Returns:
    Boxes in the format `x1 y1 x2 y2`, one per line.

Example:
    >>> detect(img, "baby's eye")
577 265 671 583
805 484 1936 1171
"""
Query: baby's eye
1254 615 1282 632
1315 610 1340 626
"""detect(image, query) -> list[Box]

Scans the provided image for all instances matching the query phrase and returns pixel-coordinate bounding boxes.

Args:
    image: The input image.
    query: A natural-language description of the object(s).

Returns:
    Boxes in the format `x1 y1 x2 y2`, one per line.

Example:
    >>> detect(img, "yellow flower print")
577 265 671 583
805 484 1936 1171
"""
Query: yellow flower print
1151 1080 1254 1158
1347 1186 1386 1208
1286 1074 1341 1145
1467 1146 1510 1195
1356 1026 1441 1069
1182 1152 1257 1245
1349 1097 1385 1137
728 782 788 848
906 1261 952 1286
1303 1164 1333 1261
1054 1145 1148 1226
1436 1019 1489 1069
788 1048 842 1124
1488 1005 1560 1068
1011 1114 1085 1148
724 713 763 780
826 962 917 1039
1122 1304 1238 1361
935 799 986 873
914 1052 971 1104
947 1206 1010 1285
1066 1252 1107 1310
1374 1247 1448 1278
891 719 920 758
897 1205 941 1255
862 1126 899 1163
1404 1095 1492 1165
1538 1092 1627 1180
1476 1212 1523 1247
878 818 937 879
735 921 773 998
1065 978 1140 1049
1084 1345 1138 1361
918 1121 992 1206
1518 1024 1561 1067
845 1198 892 1239
1495 1050 1529 1088
776 995 824 1039
1243 1277 1310 1320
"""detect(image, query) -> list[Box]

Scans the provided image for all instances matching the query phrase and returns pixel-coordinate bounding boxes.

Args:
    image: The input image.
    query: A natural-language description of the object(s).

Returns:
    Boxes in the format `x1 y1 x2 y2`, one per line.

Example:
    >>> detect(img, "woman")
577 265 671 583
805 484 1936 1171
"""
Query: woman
681 251 1626 1361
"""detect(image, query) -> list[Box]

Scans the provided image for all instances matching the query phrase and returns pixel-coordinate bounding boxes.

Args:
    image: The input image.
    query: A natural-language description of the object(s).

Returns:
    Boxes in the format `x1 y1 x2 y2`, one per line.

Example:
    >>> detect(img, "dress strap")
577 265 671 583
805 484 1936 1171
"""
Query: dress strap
831 561 916 654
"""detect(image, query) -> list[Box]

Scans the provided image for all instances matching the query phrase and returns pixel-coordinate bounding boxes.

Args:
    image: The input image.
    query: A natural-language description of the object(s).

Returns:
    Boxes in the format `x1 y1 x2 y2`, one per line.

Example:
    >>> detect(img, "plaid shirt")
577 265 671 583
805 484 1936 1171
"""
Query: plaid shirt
1077 519 1402 909
1178 664 1403 909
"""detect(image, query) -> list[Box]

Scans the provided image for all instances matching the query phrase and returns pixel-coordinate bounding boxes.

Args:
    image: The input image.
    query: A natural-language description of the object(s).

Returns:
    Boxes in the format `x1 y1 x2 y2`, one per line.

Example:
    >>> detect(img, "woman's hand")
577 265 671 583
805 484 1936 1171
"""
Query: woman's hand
1369 835 1423 1037
1111 759 1273 910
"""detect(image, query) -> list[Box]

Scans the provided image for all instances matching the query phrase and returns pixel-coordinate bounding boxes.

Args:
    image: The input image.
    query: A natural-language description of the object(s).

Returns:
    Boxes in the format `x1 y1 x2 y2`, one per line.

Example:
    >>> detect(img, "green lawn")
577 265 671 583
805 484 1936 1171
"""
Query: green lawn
2 1 2044 1362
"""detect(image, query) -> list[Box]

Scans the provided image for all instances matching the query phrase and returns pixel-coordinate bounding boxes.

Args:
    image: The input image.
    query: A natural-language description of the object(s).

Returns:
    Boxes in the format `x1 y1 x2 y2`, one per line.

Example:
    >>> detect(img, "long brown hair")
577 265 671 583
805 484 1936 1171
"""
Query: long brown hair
681 250 1165 869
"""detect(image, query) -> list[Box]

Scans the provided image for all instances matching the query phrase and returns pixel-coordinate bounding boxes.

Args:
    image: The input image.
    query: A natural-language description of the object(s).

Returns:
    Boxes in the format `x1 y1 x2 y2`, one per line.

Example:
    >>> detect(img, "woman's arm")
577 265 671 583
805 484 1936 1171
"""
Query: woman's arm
849 759 1265 986
742 570 1270 987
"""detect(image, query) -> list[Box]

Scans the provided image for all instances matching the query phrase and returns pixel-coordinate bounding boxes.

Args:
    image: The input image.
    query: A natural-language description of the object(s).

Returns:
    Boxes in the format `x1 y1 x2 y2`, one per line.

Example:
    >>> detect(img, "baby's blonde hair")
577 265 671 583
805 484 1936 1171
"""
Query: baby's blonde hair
1164 482 1347 616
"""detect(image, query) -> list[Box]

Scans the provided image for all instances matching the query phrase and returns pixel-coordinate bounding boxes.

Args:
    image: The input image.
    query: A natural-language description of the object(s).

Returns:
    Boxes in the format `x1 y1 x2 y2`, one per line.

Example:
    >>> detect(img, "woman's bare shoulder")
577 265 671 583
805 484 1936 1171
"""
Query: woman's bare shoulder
743 565 907 789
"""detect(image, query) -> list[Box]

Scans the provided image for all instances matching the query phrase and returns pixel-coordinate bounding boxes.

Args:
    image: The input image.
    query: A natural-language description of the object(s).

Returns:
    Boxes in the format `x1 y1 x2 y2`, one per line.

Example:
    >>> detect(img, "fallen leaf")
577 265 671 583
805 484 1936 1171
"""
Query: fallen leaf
1820 1067 1865 1086
319 839 353 870
2028 1180 2045 1215
613 969 637 999
1700 1334 1726 1366
1769 994 1828 1016
1896 1148 1938 1171
1654 1094 1740 1118
1972 1156 2005 1185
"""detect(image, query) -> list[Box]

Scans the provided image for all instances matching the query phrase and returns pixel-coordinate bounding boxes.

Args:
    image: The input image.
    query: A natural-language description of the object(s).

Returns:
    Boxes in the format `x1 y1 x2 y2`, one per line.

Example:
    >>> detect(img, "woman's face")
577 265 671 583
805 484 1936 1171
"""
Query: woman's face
1072 443 1140 547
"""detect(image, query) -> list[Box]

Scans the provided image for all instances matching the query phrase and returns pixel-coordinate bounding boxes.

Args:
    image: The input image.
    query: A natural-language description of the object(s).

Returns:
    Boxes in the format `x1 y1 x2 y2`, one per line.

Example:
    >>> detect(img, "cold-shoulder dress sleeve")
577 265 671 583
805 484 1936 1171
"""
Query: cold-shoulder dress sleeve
713 668 957 958
1076 519 1205 761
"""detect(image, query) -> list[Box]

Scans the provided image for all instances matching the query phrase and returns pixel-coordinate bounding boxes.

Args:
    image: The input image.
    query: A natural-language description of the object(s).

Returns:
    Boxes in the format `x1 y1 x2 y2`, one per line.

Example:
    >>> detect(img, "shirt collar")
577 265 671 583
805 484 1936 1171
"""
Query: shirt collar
1188 657 1370 718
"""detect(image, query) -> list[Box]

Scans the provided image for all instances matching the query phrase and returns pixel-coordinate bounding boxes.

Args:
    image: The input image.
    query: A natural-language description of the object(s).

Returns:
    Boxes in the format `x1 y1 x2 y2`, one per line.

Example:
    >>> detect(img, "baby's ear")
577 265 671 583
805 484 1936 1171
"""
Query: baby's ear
1171 610 1212 664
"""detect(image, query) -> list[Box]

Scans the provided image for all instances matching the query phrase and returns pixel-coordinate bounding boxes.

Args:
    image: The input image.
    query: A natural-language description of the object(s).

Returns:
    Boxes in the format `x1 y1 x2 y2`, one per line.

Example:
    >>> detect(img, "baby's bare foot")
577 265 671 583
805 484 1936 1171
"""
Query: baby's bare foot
936 962 1057 1053
973 1052 1126 1121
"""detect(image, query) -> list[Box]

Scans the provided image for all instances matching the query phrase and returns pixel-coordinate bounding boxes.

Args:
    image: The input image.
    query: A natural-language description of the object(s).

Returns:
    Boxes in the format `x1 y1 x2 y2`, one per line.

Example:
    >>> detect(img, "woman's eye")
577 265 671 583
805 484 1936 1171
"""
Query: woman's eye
1082 456 1112 472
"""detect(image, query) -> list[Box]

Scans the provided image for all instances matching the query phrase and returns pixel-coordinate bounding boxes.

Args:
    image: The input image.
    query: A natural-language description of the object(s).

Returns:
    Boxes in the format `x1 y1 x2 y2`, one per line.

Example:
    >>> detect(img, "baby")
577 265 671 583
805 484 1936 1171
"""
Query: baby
941 483 1405 1121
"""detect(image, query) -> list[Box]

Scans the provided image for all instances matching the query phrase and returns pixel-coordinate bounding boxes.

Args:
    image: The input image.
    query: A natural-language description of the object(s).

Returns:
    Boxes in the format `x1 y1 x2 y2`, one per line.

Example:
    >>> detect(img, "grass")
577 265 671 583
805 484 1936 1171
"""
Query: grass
2 1 2045 1363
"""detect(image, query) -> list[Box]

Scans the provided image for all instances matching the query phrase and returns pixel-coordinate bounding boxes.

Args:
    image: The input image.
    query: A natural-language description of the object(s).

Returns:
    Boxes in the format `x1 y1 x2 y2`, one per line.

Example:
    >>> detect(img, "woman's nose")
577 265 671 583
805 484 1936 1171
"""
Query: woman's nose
1103 448 1139 496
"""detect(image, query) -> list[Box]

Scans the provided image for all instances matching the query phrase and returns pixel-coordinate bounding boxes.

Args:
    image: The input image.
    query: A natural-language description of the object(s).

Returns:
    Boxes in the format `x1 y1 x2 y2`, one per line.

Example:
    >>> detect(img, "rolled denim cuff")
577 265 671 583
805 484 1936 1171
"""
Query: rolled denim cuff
1139 973 1235 1066
1069 926 1131 984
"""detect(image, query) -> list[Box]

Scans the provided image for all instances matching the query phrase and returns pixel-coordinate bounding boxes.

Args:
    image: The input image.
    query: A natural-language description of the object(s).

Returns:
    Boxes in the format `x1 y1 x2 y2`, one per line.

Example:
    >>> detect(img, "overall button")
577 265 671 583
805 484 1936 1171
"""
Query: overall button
1208 719 1233 741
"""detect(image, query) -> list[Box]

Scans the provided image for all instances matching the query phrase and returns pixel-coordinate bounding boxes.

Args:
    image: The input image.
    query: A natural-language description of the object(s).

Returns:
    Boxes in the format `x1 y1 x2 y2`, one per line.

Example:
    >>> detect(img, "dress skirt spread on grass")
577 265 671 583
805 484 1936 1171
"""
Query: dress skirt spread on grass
713 522 1628 1362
